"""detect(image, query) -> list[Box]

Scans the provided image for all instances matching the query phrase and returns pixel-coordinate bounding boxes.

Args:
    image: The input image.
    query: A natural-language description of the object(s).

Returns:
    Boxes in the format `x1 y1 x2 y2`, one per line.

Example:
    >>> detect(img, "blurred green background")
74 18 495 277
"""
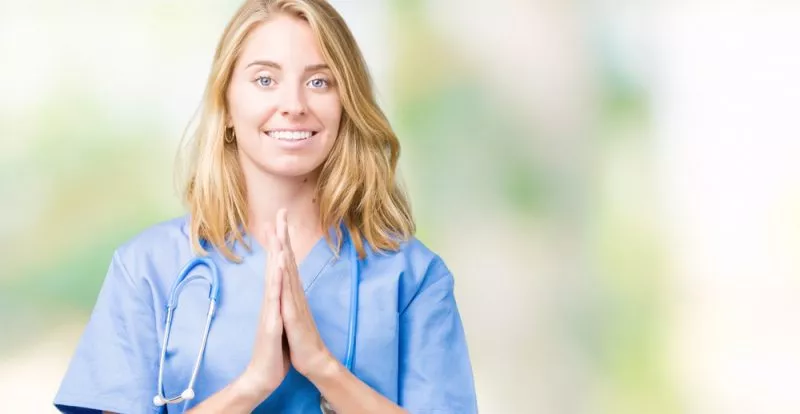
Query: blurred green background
2 1 800 413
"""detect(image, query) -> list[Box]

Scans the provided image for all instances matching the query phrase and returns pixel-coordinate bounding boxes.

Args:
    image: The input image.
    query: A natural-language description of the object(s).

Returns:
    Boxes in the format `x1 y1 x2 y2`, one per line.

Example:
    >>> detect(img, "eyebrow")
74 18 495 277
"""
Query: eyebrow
245 60 330 72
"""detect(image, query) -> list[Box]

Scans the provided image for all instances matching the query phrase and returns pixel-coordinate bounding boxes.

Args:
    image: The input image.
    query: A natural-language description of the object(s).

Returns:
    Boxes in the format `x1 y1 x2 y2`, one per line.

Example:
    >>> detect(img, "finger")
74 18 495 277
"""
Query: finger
282 241 303 307
276 208 288 249
282 249 312 324
266 255 282 301
279 210 297 264
281 250 295 305
266 263 284 333
259 274 280 339
280 251 298 323
262 221 277 291
283 248 301 301
264 221 282 292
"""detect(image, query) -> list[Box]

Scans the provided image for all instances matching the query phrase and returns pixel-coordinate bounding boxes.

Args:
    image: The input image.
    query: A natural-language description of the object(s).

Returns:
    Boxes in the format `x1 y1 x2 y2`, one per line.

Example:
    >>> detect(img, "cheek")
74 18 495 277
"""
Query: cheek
313 95 343 132
229 86 275 125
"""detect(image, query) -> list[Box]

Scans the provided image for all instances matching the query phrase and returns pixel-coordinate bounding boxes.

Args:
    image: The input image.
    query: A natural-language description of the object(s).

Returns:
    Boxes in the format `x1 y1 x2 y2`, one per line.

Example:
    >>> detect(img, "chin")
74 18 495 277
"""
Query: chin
261 159 324 179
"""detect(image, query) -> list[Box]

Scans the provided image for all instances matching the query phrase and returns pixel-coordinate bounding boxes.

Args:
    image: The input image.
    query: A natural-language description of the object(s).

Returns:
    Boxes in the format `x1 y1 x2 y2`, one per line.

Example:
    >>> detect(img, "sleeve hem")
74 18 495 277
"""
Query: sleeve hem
54 393 153 414
403 408 477 414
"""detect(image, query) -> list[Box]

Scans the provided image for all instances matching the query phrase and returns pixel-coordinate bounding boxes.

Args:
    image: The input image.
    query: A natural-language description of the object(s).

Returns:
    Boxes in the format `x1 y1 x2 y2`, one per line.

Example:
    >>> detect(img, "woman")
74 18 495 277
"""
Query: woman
53 0 477 413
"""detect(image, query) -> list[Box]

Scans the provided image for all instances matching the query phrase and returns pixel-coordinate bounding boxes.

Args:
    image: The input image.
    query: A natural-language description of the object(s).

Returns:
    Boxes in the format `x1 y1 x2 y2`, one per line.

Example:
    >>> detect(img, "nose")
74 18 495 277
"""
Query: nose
278 84 306 117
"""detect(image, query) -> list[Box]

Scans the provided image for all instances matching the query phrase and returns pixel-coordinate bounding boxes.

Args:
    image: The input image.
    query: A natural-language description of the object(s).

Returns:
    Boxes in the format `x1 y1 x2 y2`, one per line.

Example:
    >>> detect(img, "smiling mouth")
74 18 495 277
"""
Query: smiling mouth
264 130 319 141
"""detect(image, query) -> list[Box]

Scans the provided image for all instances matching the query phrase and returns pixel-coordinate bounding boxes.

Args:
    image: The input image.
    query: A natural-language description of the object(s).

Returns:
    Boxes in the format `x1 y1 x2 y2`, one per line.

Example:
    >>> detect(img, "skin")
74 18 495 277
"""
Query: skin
109 14 408 414
226 14 342 181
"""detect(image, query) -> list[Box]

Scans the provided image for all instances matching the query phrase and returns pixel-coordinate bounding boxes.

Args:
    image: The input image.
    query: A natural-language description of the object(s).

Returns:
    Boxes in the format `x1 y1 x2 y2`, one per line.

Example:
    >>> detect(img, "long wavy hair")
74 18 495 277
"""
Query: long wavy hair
176 0 414 262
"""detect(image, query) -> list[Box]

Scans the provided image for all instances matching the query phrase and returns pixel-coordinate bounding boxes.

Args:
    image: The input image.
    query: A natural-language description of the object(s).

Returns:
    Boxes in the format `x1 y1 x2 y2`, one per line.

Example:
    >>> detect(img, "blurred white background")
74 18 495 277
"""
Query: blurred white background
1 1 799 413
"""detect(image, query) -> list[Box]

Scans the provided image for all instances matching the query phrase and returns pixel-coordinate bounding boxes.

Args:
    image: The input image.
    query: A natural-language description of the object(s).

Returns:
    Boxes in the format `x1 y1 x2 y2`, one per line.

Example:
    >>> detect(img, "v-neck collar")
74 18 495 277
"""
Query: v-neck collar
238 229 337 293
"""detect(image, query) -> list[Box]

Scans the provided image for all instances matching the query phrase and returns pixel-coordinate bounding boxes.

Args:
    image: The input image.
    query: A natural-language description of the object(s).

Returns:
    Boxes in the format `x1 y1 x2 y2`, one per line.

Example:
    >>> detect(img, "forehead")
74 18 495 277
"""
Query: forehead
238 14 326 67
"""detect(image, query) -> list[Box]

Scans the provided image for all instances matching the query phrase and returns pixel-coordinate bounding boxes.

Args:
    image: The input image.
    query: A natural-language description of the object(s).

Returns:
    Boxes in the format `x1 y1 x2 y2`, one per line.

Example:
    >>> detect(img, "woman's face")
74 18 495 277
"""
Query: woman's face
226 14 342 179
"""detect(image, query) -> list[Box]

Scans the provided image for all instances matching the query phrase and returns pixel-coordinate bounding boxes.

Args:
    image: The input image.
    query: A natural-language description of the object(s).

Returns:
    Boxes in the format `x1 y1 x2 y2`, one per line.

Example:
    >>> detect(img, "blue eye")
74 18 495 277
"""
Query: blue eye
308 78 329 88
256 76 273 87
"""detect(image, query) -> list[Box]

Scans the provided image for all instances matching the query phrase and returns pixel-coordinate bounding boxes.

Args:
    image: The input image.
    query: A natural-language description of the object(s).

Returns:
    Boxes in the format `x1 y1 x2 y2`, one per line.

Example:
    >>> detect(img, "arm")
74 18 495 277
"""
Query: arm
395 262 478 413
103 363 399 414
274 212 475 412
274 210 407 413
98 368 274 414
185 220 292 412
307 357 408 414
184 371 271 413
305 261 477 414
53 250 164 413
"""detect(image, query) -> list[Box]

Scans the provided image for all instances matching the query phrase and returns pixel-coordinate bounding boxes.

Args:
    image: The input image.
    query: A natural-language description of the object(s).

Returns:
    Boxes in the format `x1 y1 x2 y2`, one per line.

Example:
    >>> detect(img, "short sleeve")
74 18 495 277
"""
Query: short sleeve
398 262 478 413
54 250 163 414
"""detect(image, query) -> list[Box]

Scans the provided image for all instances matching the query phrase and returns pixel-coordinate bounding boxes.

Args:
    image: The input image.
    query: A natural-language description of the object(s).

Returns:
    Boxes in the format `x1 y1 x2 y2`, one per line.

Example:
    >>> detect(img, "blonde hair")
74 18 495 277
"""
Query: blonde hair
176 0 414 262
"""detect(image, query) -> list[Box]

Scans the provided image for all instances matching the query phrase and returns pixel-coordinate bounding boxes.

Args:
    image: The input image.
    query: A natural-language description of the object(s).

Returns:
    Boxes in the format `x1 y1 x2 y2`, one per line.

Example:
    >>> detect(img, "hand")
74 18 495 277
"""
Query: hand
242 220 290 397
275 209 336 378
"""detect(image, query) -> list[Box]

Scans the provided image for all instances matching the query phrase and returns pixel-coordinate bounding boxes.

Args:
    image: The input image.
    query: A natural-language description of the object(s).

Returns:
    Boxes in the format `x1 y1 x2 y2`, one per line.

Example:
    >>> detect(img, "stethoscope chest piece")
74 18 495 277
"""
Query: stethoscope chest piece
153 232 359 410
320 396 337 414
153 255 220 407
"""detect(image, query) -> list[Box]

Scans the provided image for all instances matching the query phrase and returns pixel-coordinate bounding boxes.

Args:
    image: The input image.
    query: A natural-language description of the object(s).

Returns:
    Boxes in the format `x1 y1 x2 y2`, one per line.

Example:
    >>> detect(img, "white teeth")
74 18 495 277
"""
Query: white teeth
266 130 313 141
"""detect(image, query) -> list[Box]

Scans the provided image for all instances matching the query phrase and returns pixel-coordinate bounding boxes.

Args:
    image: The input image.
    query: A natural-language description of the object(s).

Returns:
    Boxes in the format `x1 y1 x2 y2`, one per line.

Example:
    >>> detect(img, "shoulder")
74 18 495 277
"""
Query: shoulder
366 236 454 311
83 215 191 306
112 214 192 275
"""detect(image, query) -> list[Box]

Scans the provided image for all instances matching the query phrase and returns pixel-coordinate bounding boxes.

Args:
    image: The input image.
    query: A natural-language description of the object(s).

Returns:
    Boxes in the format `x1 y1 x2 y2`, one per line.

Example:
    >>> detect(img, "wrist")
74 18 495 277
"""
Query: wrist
306 352 344 385
236 369 273 403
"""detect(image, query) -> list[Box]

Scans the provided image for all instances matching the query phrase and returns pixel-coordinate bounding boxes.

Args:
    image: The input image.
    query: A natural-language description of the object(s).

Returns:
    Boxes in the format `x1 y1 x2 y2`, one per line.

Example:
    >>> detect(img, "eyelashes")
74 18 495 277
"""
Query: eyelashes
254 75 332 90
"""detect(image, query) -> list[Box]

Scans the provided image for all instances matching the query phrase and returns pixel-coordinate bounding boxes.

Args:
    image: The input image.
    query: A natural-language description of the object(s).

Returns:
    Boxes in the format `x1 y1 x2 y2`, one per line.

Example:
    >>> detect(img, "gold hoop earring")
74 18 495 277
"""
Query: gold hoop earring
225 128 235 144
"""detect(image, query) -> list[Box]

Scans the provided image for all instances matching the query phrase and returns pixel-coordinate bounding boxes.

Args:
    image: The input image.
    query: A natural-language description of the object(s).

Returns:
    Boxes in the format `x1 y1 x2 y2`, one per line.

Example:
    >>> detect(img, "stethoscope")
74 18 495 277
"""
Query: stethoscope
152 235 360 414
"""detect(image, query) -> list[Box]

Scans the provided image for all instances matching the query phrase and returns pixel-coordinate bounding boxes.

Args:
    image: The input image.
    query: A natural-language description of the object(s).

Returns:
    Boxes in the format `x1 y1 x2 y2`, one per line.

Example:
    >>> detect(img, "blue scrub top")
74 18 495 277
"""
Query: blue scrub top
53 216 478 413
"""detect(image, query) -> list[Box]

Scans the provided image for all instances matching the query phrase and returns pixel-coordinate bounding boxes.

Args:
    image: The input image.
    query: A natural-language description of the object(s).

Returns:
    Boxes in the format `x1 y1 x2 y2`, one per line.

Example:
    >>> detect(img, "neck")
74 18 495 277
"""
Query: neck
244 168 323 248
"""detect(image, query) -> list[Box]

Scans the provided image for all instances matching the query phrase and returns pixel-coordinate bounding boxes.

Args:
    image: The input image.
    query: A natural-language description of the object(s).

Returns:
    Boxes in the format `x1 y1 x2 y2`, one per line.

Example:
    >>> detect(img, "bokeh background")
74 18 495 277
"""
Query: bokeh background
2 0 800 413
